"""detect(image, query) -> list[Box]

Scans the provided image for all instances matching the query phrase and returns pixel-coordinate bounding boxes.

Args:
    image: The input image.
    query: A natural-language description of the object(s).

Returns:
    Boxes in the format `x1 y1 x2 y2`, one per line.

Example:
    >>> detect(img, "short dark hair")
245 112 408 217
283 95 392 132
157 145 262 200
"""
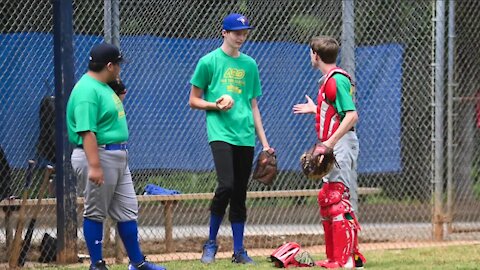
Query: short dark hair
88 62 107 72
309 36 339 64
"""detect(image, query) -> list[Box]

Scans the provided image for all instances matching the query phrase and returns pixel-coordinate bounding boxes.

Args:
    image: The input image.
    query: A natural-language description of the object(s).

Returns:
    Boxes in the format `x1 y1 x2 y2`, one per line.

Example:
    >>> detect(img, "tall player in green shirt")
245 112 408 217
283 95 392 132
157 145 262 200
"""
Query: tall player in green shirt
67 43 165 270
189 13 273 264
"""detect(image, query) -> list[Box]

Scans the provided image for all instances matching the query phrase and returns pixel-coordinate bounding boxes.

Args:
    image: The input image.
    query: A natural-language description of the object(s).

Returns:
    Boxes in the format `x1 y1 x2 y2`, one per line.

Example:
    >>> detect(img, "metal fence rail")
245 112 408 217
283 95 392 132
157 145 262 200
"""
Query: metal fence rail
0 0 479 267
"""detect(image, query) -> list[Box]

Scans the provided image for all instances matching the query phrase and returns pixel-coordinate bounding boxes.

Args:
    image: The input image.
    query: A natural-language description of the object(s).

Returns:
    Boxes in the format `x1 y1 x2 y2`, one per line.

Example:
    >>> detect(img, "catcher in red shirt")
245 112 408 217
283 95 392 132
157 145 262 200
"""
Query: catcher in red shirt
293 36 366 269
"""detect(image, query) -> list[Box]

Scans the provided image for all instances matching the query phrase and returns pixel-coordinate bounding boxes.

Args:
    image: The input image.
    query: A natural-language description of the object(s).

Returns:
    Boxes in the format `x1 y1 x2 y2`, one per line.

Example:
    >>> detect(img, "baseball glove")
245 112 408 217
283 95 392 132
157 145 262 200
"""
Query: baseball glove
108 78 127 96
300 141 337 180
252 148 277 186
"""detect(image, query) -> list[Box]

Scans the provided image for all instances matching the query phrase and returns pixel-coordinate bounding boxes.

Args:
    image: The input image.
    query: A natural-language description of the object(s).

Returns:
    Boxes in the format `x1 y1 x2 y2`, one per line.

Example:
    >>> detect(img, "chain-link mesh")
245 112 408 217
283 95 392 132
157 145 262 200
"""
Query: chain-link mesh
1 0 480 268
118 0 344 260
450 0 480 236
0 0 58 266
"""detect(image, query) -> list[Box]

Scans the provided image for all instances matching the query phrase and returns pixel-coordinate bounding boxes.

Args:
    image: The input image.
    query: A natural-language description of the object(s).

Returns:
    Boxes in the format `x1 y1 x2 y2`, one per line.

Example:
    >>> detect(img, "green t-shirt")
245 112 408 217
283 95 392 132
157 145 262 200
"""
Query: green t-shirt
330 73 356 120
190 48 262 146
66 74 128 145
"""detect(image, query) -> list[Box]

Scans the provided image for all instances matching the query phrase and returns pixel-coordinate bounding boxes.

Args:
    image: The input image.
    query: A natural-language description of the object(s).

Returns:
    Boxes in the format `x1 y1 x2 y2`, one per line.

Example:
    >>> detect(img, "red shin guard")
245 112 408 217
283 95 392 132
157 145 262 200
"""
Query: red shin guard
316 220 334 267
331 214 355 266
317 182 361 268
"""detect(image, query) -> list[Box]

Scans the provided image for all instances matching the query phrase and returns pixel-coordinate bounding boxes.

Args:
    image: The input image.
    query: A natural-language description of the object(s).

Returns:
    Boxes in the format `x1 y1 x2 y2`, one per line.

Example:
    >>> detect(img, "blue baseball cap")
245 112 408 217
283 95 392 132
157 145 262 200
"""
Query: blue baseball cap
222 13 254 31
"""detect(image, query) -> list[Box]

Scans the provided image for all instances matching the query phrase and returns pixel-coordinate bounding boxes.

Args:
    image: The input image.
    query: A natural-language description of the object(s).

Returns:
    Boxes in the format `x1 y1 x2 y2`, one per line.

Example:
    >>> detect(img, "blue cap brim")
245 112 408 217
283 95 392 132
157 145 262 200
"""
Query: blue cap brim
224 26 254 31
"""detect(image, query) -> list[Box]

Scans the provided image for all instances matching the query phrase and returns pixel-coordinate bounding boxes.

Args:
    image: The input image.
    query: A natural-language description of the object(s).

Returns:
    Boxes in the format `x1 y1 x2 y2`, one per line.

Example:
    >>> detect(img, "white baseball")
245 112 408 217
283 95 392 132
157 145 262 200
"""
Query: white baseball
219 94 234 107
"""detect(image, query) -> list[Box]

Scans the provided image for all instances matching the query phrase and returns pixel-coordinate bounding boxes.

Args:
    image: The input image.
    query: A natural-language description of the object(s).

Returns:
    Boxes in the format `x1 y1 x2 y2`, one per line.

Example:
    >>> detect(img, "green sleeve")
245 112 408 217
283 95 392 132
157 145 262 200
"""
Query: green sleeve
251 62 262 99
190 58 210 91
73 102 98 133
333 74 356 113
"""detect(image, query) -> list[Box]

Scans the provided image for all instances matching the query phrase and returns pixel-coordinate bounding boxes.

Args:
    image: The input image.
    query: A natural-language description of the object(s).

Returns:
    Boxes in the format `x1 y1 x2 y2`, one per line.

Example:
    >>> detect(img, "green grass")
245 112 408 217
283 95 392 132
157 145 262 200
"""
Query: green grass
363 245 480 270
39 244 480 269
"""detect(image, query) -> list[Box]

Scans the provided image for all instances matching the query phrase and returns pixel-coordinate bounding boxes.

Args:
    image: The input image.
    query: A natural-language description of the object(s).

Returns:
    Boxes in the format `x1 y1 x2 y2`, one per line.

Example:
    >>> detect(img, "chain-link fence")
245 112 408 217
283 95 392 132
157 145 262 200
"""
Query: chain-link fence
449 0 480 236
1 0 479 268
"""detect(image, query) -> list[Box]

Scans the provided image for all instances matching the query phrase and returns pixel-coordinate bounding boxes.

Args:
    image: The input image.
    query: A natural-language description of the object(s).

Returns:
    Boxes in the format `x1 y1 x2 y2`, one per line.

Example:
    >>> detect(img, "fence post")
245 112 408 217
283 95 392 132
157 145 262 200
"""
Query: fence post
52 0 78 263
104 0 120 47
446 0 456 235
341 0 355 82
433 0 445 241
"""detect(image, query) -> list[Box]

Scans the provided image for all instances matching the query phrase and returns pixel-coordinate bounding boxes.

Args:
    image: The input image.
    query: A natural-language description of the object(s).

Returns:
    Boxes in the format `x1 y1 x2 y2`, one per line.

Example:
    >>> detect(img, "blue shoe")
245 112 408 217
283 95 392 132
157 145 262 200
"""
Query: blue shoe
200 240 218 264
232 248 255 264
89 260 108 270
128 257 166 270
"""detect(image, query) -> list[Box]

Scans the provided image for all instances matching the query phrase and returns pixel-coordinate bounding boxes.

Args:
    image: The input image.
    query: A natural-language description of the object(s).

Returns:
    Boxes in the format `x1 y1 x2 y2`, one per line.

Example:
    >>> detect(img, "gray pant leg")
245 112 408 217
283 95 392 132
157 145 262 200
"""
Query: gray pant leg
72 148 118 222
109 162 138 222
72 148 137 222
324 131 360 212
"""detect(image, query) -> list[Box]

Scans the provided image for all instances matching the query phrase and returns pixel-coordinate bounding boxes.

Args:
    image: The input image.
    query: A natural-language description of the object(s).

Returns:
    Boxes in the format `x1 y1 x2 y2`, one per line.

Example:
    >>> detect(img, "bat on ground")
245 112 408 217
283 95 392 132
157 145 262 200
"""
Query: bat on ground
18 165 55 266
9 159 36 269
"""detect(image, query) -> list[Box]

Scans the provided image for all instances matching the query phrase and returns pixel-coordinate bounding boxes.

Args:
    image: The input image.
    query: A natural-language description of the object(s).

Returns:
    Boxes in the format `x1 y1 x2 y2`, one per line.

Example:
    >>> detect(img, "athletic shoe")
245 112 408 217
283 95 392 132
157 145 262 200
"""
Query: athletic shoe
200 240 218 264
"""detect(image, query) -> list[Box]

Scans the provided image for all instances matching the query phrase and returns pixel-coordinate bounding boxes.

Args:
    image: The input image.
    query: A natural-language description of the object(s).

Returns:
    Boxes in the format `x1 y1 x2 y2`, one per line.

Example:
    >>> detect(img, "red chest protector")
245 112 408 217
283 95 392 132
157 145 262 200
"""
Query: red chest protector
315 68 353 141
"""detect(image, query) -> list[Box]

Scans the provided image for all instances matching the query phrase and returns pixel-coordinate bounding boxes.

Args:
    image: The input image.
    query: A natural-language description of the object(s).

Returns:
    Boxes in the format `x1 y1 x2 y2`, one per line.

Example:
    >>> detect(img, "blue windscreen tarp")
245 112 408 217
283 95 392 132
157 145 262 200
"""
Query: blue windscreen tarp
0 33 402 173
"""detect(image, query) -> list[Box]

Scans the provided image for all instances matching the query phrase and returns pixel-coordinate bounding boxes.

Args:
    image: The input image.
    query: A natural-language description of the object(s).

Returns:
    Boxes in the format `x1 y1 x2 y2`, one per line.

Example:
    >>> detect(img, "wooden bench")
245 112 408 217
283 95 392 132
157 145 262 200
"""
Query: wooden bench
1 187 381 258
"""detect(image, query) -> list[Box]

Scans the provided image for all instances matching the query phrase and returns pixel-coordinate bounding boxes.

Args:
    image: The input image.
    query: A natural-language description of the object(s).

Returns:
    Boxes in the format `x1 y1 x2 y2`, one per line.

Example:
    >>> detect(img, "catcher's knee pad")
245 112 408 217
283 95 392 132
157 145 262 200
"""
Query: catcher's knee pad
318 182 343 207
318 182 352 218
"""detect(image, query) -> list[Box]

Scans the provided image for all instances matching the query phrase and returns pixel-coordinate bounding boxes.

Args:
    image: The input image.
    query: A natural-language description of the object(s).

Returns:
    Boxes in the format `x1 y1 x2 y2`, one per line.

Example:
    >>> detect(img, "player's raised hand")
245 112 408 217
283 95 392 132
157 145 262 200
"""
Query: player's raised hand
293 95 316 114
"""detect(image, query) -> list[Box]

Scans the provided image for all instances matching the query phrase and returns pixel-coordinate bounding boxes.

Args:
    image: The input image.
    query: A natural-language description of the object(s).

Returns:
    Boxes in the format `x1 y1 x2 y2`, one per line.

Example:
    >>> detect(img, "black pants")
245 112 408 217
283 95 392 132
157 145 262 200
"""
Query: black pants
209 141 254 223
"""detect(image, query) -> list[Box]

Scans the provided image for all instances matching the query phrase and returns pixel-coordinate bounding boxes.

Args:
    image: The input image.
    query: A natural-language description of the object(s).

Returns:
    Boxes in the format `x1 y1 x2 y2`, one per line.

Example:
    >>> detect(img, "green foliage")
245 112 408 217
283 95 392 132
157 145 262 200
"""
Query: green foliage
288 14 332 42
135 171 217 195
363 193 422 205
238 0 249 14
8 168 50 199
472 164 480 200
245 196 317 208
473 182 480 200
289 15 324 31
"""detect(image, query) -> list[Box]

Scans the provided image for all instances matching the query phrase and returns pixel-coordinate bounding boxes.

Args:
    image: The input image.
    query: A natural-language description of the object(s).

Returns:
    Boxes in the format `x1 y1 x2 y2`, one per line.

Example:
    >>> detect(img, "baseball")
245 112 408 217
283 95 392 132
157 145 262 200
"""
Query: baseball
218 94 234 107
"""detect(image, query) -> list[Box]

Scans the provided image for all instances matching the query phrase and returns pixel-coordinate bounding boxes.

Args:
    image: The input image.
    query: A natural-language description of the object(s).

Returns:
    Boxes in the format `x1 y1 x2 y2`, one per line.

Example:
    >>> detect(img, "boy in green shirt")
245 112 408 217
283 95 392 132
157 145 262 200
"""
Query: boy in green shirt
67 43 165 270
189 13 273 264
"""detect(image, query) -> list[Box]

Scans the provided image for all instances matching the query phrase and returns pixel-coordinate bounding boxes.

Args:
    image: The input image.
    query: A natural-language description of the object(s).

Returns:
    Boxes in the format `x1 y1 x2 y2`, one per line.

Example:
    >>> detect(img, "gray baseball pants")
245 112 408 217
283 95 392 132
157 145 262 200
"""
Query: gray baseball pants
324 131 360 212
71 147 138 222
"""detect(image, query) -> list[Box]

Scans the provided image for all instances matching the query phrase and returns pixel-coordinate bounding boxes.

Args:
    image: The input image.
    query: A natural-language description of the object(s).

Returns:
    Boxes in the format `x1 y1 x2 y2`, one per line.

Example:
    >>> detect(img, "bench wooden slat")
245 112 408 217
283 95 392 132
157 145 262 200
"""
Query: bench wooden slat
0 187 382 206
0 187 381 206
141 187 381 201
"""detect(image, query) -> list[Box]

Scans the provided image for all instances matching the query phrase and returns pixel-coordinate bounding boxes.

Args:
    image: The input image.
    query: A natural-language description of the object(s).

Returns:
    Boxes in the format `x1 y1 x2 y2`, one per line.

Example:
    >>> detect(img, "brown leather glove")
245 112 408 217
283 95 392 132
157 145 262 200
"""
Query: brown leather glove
252 148 277 186
300 141 337 180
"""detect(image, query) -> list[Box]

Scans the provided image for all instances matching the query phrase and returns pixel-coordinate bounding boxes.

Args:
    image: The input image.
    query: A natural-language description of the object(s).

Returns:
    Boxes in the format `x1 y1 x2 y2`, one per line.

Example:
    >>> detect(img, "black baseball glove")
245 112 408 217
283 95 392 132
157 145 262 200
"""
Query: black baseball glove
108 78 127 96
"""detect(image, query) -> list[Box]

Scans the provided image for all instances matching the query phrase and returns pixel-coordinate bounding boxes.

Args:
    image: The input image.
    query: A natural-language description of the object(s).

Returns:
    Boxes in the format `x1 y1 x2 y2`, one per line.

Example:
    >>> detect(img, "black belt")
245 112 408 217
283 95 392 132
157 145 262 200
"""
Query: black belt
77 143 128 150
